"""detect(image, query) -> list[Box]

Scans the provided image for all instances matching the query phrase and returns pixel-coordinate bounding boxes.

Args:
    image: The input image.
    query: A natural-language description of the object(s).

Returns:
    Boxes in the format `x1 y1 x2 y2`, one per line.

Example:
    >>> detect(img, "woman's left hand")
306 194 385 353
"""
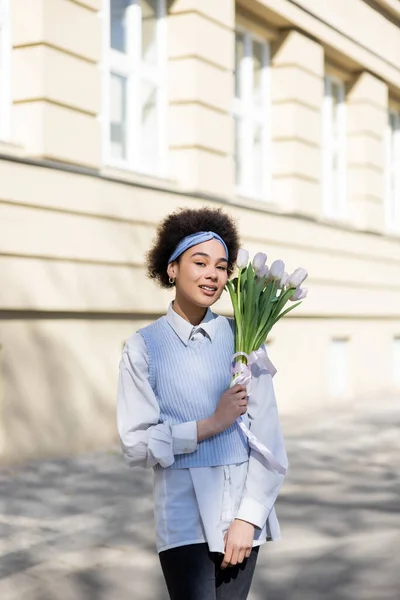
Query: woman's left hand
220 519 255 569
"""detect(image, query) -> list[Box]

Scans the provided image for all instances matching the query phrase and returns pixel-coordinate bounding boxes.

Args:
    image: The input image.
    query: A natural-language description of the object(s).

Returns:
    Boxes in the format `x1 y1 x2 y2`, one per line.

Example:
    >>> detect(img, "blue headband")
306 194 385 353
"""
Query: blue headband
168 231 229 264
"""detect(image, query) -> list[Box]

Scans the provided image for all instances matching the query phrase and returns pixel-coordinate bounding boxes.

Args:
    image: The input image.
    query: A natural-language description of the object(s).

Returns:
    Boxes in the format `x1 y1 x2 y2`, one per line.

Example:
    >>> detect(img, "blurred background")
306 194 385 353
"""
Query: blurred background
0 0 400 599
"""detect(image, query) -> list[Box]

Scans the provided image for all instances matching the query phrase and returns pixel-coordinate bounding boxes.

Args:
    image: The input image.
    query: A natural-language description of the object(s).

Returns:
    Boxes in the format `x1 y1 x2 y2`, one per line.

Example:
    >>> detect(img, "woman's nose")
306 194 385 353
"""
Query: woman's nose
207 270 218 281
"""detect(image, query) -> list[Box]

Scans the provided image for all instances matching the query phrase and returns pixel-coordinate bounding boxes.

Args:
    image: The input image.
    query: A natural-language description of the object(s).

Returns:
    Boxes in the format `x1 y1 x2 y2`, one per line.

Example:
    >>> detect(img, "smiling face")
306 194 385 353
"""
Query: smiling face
167 239 229 309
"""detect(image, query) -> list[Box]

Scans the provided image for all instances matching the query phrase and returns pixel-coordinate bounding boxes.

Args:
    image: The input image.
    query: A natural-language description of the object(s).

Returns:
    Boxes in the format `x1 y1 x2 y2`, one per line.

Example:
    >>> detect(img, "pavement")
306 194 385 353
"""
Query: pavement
1 396 399 600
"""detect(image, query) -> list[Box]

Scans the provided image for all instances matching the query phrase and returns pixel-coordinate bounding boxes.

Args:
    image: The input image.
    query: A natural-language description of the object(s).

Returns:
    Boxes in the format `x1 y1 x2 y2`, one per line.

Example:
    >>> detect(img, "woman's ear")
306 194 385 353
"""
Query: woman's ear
167 262 177 279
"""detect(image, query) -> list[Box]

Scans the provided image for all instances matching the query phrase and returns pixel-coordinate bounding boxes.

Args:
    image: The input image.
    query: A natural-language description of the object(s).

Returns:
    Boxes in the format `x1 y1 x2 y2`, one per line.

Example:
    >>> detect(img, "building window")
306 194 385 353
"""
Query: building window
323 75 347 219
329 338 349 397
385 109 400 232
0 0 11 141
393 337 400 386
233 29 270 200
103 0 167 176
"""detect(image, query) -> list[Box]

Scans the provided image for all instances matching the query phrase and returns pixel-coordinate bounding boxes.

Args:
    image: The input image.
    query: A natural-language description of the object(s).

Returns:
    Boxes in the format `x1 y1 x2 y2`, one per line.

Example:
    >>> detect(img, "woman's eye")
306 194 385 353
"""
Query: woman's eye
194 261 226 271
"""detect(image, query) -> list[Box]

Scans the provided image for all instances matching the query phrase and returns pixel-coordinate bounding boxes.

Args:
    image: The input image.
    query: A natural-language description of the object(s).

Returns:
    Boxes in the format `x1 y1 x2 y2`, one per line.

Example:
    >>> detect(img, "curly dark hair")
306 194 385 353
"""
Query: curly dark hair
146 207 240 288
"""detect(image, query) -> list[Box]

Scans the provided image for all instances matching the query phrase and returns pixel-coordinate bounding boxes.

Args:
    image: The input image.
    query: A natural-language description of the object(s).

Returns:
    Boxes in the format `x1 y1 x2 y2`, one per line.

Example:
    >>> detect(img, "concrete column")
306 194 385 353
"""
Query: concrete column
271 30 324 216
11 0 102 169
167 0 235 197
347 72 388 232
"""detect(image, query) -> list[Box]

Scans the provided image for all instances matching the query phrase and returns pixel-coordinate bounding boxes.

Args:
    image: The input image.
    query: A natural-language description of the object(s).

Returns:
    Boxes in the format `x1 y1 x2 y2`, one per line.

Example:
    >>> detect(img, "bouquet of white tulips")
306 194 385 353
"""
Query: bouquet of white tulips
225 249 308 474
226 249 308 363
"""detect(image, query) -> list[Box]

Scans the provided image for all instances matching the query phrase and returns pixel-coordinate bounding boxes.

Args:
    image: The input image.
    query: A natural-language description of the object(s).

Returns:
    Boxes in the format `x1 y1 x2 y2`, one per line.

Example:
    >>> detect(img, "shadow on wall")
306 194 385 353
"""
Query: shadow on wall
0 315 126 463
0 175 176 463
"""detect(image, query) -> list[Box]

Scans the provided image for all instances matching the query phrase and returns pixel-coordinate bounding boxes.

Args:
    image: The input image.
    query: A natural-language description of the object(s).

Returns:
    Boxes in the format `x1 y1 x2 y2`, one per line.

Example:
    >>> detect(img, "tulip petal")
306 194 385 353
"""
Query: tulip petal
237 248 249 270
252 252 267 272
288 267 308 288
269 259 285 280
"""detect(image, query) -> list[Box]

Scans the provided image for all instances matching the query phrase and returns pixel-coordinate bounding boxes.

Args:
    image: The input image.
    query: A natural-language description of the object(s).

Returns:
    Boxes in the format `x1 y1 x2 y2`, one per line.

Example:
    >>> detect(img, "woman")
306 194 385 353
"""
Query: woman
117 207 287 600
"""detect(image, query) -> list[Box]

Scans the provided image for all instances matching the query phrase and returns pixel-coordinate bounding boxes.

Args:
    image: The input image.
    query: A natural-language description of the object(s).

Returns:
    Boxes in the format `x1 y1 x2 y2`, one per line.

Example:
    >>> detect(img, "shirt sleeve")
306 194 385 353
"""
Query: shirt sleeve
236 349 288 529
117 333 199 469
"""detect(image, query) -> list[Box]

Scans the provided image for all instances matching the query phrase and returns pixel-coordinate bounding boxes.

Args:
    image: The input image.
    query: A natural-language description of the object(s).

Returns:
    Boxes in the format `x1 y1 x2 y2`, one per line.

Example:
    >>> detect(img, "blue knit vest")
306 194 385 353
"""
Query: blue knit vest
139 315 250 469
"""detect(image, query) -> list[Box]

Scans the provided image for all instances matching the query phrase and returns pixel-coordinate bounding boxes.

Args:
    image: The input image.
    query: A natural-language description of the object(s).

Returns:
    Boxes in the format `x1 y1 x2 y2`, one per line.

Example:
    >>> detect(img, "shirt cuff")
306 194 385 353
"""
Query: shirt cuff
236 496 271 530
171 421 199 455
147 425 174 468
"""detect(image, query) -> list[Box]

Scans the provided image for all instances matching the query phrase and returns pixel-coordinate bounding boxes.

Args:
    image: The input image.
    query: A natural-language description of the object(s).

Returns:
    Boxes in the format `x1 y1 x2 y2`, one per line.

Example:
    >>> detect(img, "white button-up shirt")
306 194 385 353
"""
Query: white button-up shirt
117 304 288 554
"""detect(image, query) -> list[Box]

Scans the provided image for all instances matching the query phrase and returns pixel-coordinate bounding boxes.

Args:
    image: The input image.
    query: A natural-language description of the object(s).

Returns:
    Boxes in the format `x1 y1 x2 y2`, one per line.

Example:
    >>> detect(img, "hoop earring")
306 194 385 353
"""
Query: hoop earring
169 277 175 285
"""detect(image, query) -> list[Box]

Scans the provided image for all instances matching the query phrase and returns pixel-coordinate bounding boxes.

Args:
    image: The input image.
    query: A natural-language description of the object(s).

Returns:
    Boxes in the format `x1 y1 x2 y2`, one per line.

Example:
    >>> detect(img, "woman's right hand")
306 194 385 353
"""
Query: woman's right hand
212 384 248 433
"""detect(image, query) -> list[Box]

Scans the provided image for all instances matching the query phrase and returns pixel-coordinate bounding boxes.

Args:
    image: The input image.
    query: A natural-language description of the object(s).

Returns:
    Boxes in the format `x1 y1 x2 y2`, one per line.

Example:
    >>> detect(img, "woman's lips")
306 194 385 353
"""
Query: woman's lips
199 285 218 296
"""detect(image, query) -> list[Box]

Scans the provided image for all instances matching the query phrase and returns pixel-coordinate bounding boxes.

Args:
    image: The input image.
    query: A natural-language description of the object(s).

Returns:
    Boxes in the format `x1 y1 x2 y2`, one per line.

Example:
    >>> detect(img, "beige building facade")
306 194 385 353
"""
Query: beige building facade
1 0 400 461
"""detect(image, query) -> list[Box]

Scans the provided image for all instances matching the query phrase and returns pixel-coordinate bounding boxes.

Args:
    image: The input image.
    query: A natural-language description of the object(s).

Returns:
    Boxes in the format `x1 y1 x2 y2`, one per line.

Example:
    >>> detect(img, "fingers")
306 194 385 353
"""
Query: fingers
237 548 246 565
232 388 247 401
232 384 247 394
229 546 240 567
222 546 249 569
230 385 248 416
221 533 230 570
238 395 248 410
238 397 248 415
221 544 233 569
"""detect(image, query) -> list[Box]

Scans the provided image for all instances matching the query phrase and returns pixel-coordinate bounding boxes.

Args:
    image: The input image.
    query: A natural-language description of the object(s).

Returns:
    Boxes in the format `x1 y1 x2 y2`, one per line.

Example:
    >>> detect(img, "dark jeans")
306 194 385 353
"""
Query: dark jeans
159 542 260 600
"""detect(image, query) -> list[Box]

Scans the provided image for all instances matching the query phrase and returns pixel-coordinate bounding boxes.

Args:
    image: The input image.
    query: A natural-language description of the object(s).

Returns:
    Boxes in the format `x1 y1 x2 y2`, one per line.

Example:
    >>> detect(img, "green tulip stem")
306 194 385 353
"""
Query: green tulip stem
236 267 243 352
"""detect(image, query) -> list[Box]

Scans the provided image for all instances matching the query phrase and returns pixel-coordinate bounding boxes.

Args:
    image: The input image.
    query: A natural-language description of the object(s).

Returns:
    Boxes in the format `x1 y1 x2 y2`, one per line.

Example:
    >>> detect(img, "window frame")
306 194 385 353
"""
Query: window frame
322 73 347 220
0 0 11 141
233 26 271 202
101 0 168 177
385 107 400 233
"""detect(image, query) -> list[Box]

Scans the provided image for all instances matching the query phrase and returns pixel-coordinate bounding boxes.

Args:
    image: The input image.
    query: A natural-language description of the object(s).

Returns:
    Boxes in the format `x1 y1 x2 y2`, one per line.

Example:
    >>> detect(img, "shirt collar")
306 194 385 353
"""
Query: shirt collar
166 302 217 345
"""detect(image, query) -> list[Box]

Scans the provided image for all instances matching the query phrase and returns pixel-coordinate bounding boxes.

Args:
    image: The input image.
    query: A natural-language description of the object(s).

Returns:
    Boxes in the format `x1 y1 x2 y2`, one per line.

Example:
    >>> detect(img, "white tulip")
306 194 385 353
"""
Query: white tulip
290 287 308 301
256 264 269 279
268 259 285 281
288 267 308 288
236 248 249 270
252 252 267 272
279 272 289 289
